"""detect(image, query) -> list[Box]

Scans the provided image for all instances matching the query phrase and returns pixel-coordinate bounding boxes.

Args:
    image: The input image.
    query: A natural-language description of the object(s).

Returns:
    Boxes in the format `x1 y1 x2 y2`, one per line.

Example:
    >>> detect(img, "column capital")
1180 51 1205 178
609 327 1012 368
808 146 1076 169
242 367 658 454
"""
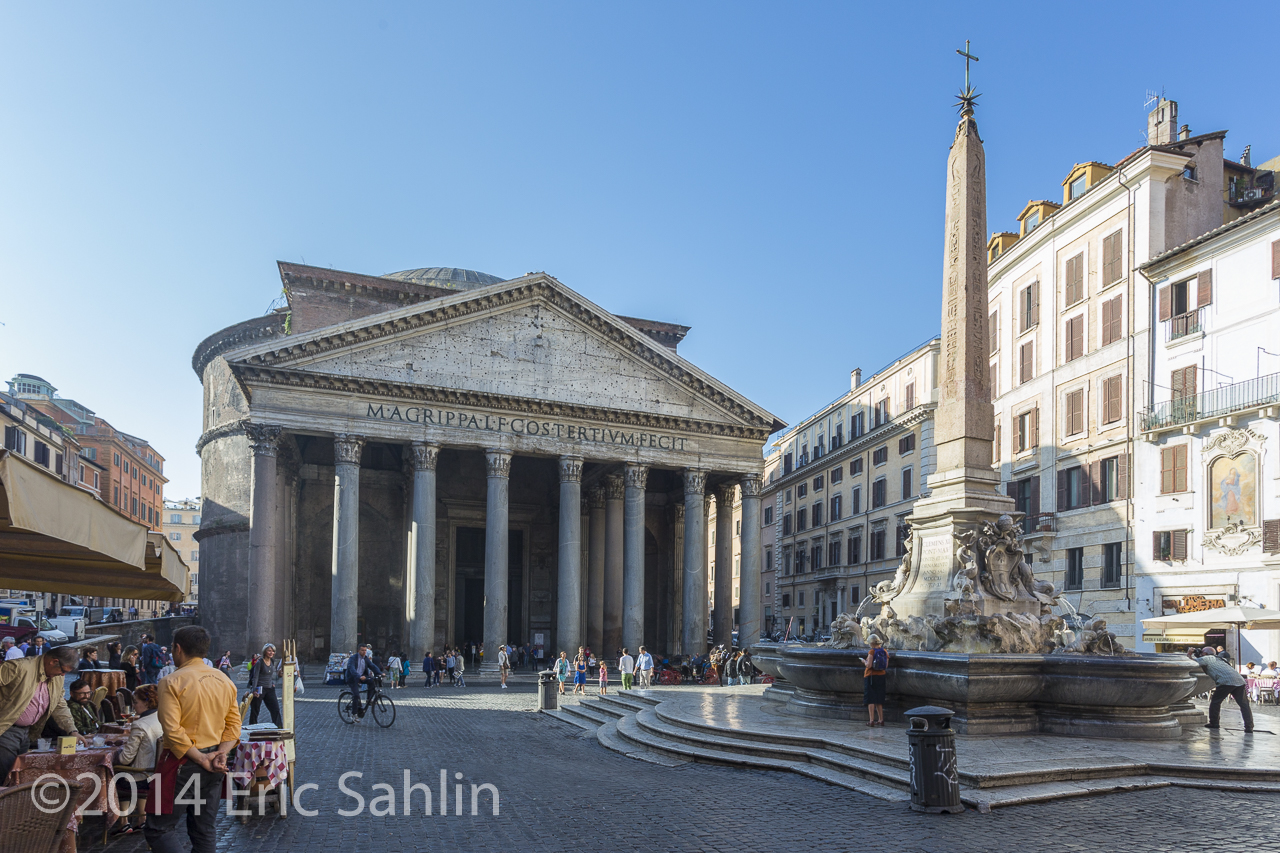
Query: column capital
716 482 738 506
739 473 762 497
408 442 440 472
588 484 606 509
624 463 648 491
605 473 625 501
683 469 708 496
558 455 584 483
333 433 364 465
242 422 283 457
673 502 686 521
485 449 512 478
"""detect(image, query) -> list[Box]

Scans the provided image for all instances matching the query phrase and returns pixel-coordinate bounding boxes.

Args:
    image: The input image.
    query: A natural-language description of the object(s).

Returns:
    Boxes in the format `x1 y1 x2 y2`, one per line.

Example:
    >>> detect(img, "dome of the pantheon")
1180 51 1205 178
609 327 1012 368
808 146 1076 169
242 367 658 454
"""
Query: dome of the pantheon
381 267 505 291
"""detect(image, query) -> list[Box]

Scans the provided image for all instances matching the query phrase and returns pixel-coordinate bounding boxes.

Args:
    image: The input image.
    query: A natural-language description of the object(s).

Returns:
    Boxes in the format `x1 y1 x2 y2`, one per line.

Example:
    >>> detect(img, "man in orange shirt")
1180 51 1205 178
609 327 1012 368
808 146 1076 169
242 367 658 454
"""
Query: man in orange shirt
144 625 240 853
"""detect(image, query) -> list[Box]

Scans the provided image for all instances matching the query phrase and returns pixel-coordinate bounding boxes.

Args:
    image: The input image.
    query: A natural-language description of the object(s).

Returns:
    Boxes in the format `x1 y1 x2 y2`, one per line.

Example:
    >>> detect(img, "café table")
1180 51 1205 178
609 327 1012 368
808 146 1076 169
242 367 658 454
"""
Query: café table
6 742 126 852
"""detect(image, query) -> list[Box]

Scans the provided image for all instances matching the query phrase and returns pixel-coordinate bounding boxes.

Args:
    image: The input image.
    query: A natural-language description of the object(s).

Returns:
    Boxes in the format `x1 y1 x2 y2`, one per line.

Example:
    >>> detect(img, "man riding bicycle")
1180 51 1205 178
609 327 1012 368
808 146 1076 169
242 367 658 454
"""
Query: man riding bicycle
345 644 381 719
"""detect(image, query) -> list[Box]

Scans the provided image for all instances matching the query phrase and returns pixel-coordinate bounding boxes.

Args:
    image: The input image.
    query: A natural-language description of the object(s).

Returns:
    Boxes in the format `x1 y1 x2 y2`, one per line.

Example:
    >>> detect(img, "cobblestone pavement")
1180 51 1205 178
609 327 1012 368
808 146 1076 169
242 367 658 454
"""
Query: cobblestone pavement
88 680 1270 853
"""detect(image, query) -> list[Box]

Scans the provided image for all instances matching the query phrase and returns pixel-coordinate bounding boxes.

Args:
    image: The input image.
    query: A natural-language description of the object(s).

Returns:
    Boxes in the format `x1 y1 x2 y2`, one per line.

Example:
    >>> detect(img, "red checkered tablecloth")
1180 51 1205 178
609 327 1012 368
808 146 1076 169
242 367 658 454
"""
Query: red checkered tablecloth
231 740 289 790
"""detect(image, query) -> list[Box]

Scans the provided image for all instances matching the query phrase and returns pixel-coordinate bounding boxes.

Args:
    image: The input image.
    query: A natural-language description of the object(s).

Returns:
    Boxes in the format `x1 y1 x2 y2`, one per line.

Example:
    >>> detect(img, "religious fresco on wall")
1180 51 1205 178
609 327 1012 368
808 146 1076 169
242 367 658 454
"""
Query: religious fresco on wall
1209 452 1256 529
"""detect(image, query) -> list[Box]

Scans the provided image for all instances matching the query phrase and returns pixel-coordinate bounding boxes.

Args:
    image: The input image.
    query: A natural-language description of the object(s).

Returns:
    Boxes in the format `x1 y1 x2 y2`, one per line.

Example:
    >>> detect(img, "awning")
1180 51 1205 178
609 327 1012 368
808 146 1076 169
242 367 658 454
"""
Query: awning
1142 606 1280 631
1142 630 1212 645
0 450 187 601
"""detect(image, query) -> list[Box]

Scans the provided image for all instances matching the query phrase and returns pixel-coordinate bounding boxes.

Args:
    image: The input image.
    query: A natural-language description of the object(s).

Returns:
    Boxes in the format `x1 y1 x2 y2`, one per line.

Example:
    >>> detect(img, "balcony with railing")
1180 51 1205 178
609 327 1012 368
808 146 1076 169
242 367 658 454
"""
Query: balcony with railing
1165 308 1202 343
1141 371 1280 433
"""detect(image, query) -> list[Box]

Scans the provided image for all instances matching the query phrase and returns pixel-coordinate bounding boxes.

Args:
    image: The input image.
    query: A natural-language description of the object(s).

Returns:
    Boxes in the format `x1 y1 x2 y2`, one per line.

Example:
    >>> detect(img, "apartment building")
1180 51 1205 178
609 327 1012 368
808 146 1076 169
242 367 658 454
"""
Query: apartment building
8 374 168 531
986 97 1277 642
163 498 202 605
764 337 939 639
1134 200 1280 658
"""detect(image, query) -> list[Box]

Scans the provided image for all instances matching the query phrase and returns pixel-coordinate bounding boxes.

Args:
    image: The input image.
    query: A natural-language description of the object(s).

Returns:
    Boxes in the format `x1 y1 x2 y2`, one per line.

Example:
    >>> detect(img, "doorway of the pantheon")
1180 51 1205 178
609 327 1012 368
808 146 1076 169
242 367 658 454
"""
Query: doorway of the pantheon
453 526 524 650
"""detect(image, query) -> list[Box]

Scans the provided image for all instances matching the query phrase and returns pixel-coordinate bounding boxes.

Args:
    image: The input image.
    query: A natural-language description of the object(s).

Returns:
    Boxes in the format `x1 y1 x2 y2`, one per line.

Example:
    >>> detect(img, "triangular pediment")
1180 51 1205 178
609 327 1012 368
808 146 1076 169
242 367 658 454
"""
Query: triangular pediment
227 274 783 435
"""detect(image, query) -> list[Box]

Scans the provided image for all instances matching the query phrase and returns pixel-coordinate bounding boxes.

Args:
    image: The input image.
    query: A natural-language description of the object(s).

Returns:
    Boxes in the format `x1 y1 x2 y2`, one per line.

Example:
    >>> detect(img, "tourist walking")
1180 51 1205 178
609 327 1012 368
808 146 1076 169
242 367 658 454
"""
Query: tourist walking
217 651 233 680
738 650 754 685
140 633 165 684
725 650 739 686
861 635 889 727
386 653 403 690
636 647 654 689
144 626 240 853
398 652 408 687
454 651 466 687
618 648 635 690
573 651 588 695
598 659 609 695
247 643 284 728
447 650 457 685
1197 646 1254 732
423 651 434 688
498 644 511 689
0 646 85 781
555 651 570 694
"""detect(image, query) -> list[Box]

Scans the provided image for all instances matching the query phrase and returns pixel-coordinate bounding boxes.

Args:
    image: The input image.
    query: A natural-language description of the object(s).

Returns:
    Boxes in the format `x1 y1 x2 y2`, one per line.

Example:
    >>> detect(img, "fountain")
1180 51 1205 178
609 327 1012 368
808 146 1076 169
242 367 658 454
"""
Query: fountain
751 83 1206 739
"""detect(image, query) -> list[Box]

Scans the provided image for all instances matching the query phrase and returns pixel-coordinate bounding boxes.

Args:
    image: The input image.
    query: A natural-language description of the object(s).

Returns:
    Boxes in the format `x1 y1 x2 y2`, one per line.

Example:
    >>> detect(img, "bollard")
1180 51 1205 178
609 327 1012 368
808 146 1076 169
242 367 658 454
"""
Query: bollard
905 705 964 814
537 669 559 711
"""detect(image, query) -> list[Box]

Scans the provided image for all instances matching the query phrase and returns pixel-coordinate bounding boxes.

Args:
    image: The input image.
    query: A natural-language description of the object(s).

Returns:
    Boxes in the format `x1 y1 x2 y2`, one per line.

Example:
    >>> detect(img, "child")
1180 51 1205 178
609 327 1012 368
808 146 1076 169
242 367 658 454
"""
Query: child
598 660 609 696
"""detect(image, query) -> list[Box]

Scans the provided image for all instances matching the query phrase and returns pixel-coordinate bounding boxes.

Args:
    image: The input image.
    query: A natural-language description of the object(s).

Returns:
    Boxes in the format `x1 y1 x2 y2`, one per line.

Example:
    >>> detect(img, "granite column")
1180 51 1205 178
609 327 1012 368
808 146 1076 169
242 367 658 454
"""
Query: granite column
245 423 282 656
737 473 762 650
406 442 439 665
713 483 736 648
556 456 584 656
622 464 648 654
602 474 625 656
330 433 363 655
680 470 708 656
482 450 512 674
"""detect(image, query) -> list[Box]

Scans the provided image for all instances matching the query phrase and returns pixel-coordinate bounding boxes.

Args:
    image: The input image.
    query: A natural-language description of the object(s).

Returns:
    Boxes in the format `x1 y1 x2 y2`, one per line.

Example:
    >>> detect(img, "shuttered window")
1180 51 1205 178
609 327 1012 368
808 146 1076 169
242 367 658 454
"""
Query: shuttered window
872 478 886 509
1160 444 1188 494
1102 230 1123 285
1273 240 1280 280
1153 530 1189 561
1102 375 1122 424
1020 340 1034 384
1065 253 1084 305
1101 295 1123 346
1158 285 1171 321
1065 389 1084 436
905 383 916 411
990 361 998 398
1196 269 1212 307
1065 314 1084 362
993 422 1001 463
989 310 999 354
1171 366 1197 400
1021 283 1040 332
1264 519 1280 555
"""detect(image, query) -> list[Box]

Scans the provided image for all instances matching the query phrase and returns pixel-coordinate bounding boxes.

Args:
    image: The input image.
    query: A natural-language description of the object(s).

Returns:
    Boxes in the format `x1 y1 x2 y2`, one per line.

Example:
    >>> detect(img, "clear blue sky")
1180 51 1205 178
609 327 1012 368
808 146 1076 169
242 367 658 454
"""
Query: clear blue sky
1 3 1274 498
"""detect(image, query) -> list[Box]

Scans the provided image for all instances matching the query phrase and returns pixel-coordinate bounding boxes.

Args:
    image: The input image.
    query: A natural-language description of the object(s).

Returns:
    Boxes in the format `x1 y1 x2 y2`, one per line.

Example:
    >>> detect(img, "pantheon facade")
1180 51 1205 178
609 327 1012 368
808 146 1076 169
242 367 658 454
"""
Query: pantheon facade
193 263 782 666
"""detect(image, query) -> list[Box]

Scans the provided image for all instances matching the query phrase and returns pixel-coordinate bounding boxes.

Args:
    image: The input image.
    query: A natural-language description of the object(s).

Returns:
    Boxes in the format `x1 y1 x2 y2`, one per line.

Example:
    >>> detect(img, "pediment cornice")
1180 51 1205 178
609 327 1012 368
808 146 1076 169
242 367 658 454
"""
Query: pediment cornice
229 275 784 433
233 364 775 442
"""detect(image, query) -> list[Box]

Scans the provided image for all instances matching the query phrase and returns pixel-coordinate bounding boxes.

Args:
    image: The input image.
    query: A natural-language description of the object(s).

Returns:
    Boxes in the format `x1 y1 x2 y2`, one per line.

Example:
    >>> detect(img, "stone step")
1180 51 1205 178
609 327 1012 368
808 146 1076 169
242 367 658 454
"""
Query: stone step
592 694 652 715
611 712 910 802
555 702 612 730
539 708 596 734
596 719 689 767
632 707 912 790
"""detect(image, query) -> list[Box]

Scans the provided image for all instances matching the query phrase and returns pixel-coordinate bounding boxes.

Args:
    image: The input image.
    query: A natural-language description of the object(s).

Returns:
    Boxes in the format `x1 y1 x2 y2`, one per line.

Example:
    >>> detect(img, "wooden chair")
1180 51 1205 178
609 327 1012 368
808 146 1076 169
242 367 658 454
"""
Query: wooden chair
90 686 108 709
99 698 118 724
0 780 82 853
116 688 134 715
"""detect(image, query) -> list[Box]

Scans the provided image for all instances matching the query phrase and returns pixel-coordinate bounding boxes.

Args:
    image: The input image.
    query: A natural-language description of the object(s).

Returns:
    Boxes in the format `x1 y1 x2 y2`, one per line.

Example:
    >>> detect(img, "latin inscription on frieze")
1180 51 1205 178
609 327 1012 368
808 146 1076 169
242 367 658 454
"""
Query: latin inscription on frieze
362 402 690 451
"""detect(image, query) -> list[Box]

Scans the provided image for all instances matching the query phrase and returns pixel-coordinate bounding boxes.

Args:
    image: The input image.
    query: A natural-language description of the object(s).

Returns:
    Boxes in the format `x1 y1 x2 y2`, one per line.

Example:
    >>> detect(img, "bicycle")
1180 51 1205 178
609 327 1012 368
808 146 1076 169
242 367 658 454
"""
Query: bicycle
338 673 396 728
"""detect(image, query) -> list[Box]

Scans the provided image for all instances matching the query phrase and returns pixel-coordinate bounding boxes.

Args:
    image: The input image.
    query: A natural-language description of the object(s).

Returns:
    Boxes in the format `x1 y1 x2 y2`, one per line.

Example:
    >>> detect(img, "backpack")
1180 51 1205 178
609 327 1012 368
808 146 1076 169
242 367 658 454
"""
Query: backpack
871 647 888 671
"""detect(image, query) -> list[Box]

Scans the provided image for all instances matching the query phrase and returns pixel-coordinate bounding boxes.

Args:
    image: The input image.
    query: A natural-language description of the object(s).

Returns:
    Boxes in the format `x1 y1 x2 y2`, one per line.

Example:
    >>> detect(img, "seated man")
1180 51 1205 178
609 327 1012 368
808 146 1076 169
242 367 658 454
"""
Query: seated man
67 678 101 735
1261 661 1279 678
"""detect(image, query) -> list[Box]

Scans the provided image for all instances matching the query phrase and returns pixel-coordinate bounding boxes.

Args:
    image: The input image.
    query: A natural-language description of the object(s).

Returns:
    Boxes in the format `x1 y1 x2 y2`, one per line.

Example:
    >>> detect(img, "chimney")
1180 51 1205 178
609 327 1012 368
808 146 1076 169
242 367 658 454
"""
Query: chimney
851 368 863 391
1147 97 1178 145
1242 145 1252 168
1179 124 1190 141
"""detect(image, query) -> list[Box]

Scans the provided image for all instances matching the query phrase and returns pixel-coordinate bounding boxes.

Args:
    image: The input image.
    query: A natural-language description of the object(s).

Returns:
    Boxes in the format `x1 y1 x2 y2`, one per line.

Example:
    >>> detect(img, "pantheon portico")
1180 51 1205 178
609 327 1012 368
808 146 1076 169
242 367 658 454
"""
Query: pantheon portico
192 263 782 666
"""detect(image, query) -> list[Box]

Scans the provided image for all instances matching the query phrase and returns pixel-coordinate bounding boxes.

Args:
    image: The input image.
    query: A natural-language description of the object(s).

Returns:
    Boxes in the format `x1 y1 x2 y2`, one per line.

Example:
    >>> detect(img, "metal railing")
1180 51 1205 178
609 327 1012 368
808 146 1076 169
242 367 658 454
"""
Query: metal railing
1166 308 1202 342
1141 371 1280 432
1022 513 1056 533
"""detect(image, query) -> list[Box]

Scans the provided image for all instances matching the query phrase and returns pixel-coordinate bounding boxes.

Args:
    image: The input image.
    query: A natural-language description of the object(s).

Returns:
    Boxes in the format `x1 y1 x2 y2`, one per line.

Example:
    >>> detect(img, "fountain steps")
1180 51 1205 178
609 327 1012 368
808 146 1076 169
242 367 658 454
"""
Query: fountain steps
541 689 1280 809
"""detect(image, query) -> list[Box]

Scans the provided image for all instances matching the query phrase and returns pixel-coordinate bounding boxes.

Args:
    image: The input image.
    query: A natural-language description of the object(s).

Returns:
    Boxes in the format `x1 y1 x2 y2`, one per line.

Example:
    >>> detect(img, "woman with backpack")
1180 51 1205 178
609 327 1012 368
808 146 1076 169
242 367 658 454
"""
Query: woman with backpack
861 634 889 727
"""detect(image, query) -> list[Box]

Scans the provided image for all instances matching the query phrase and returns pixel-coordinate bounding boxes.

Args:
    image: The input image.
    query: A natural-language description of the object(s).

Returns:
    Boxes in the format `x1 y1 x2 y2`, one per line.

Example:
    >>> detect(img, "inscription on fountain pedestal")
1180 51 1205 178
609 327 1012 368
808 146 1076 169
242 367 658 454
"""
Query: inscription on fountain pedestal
917 533 954 587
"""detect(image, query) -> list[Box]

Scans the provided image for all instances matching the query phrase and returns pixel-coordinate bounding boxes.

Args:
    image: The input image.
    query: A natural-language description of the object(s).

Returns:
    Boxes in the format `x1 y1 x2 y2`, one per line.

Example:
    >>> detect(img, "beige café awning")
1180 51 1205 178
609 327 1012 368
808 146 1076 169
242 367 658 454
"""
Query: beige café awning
0 449 187 601
1142 606 1280 632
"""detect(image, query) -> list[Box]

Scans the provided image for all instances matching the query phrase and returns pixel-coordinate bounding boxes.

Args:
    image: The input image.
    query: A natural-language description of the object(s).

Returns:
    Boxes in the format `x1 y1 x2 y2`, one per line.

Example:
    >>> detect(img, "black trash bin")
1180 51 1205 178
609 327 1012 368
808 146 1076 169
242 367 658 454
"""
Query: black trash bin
905 705 963 814
537 669 559 711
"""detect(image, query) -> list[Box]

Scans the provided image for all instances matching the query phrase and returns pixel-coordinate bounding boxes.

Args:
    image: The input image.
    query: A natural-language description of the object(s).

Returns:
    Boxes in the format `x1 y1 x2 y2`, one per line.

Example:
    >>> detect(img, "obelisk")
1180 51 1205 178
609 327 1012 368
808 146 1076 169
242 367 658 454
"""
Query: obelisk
875 53 1021 619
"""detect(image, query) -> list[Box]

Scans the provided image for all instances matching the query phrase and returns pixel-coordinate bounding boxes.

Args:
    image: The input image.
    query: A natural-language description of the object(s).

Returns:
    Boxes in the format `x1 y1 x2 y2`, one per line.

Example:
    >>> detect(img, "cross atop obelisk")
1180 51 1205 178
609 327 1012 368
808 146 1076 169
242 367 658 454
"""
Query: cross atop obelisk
955 40 980 116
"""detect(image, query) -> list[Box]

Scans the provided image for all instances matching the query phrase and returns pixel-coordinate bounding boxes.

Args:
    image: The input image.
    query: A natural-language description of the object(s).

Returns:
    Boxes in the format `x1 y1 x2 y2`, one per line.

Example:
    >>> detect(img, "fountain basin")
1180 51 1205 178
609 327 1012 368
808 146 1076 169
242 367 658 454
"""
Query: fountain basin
751 641 1211 739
